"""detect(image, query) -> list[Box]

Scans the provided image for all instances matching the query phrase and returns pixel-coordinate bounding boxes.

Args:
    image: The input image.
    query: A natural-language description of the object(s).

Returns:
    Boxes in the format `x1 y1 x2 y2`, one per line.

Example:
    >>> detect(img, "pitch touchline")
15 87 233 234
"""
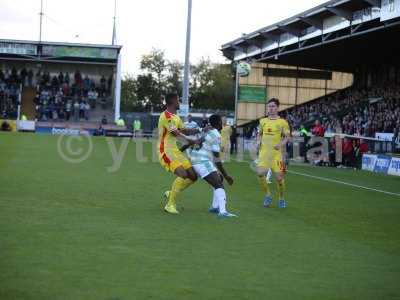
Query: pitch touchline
288 170 400 197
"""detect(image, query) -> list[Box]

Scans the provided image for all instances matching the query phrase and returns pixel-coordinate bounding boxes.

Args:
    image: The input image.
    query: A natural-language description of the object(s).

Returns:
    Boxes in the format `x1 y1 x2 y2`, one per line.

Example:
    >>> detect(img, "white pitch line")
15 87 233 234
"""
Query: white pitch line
288 170 400 197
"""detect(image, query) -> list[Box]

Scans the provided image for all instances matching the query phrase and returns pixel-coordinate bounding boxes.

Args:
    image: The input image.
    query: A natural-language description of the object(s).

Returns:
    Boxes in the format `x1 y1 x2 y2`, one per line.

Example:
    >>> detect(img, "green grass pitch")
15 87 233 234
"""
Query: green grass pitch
1 132 399 300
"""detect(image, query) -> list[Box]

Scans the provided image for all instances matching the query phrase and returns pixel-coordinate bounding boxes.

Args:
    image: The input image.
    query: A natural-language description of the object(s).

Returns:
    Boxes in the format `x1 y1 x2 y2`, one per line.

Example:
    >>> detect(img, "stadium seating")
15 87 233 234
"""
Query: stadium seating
33 70 112 122
0 68 21 119
285 84 400 138
0 67 114 122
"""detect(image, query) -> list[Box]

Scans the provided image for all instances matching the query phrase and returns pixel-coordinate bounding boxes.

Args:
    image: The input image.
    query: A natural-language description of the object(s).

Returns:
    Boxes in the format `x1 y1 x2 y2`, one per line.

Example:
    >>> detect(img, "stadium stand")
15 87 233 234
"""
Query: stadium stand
222 0 400 171
0 67 21 119
33 69 112 122
285 83 400 137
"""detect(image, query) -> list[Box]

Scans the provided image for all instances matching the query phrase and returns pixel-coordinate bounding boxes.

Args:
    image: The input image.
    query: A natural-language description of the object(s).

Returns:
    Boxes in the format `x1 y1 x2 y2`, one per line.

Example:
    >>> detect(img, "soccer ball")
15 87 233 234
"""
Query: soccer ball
237 61 251 77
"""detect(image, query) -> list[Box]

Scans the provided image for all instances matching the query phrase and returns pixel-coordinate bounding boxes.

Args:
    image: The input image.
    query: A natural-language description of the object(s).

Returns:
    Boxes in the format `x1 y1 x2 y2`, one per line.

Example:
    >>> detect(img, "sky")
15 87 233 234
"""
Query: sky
0 0 327 75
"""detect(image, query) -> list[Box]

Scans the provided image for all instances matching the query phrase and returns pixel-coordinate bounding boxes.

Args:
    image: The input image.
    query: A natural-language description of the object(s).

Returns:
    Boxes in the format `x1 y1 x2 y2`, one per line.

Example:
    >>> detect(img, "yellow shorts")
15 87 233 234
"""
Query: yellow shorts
159 149 192 173
257 151 286 173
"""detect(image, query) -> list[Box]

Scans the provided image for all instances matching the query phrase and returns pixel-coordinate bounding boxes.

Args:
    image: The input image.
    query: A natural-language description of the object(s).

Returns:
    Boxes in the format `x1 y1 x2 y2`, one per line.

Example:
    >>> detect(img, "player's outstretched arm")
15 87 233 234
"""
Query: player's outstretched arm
180 128 201 136
179 136 203 152
213 152 234 185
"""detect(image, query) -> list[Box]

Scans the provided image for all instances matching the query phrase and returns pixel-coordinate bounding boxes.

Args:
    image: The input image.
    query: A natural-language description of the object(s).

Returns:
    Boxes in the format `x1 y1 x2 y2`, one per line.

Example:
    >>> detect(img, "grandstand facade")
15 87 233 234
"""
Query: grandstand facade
236 63 353 125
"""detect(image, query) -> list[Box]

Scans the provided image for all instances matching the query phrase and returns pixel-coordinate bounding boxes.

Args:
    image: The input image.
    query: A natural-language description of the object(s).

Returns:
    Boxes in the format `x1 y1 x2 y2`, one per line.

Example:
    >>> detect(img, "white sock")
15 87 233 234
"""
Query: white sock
211 189 218 209
214 188 227 214
266 169 272 181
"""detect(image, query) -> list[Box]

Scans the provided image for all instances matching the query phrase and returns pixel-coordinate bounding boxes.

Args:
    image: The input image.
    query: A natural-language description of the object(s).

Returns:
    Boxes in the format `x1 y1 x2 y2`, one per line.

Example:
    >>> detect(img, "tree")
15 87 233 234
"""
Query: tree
121 73 139 112
207 63 235 110
120 51 235 113
166 60 183 95
135 74 160 111
190 58 234 110
190 57 213 108
140 48 167 103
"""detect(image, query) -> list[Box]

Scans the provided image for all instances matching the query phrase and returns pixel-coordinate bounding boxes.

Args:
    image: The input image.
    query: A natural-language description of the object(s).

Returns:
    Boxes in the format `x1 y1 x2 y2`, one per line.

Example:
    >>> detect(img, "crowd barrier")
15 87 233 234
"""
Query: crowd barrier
362 154 400 177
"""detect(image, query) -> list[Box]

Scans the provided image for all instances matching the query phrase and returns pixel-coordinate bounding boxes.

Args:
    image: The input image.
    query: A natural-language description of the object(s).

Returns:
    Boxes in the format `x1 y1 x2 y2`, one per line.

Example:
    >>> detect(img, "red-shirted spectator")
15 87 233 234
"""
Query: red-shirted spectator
359 139 369 154
312 120 325 137
342 137 354 167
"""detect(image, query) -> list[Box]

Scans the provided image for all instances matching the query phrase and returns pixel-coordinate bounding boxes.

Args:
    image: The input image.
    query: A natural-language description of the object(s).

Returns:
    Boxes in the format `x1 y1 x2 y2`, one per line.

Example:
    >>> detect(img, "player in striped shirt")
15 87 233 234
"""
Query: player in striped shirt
185 114 237 218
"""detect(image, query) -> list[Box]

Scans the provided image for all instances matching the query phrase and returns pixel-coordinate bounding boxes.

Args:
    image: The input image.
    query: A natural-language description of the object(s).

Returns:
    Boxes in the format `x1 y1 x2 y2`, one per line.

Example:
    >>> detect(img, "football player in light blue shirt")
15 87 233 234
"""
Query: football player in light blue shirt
184 114 237 218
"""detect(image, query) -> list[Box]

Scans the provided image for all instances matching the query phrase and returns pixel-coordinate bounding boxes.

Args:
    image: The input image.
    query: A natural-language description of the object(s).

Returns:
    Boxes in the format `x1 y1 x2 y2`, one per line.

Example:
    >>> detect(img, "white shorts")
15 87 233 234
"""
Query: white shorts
192 161 217 179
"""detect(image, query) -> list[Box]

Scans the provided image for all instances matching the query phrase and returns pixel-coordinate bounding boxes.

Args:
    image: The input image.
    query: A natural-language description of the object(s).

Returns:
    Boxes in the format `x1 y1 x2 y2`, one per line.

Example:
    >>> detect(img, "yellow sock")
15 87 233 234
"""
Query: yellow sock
167 177 194 206
258 176 271 196
277 179 285 200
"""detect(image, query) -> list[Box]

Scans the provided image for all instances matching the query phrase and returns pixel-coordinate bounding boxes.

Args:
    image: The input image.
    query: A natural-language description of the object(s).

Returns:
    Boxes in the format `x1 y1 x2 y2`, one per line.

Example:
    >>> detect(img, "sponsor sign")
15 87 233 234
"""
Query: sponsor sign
36 127 95 135
374 155 392 174
388 157 400 176
362 154 377 172
0 42 37 55
17 120 35 131
239 86 267 103
375 132 394 141
42 45 118 59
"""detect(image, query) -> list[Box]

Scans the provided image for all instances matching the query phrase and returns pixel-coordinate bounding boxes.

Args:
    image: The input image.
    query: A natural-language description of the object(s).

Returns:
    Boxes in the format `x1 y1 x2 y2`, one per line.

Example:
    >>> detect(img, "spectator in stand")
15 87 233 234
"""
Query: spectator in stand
88 88 98 108
35 70 41 86
74 70 82 87
83 75 91 92
84 101 90 121
100 75 107 97
11 67 18 84
65 100 72 121
311 120 325 137
79 101 85 120
51 75 59 88
65 72 70 85
286 84 400 138
58 72 64 85
43 71 50 86
62 81 70 96
101 115 108 125
73 100 79 121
